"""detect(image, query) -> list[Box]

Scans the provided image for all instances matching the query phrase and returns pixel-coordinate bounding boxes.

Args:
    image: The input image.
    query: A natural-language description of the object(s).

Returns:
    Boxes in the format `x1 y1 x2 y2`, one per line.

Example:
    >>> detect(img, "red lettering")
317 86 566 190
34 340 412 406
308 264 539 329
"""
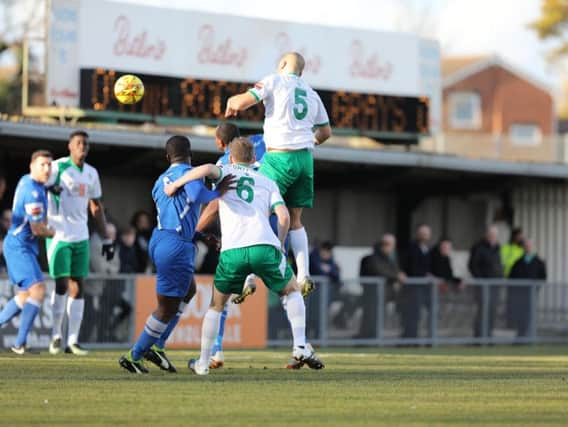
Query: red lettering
113 15 166 61
349 40 393 80
197 25 247 68
274 32 321 74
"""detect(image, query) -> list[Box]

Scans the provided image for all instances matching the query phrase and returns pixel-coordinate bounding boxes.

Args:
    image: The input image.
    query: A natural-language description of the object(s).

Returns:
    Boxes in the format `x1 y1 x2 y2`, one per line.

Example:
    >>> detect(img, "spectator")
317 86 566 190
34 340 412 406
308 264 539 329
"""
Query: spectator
118 226 139 273
130 210 153 273
310 241 340 290
431 237 464 292
358 234 406 338
0 175 6 210
0 208 12 234
501 227 524 278
508 238 546 338
469 225 503 338
400 224 432 339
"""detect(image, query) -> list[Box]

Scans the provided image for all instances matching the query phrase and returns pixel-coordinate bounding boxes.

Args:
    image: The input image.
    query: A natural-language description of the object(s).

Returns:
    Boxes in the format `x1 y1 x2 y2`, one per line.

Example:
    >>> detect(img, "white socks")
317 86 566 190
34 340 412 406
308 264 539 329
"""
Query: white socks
51 292 66 340
289 227 310 282
285 291 306 348
66 297 85 346
198 309 221 366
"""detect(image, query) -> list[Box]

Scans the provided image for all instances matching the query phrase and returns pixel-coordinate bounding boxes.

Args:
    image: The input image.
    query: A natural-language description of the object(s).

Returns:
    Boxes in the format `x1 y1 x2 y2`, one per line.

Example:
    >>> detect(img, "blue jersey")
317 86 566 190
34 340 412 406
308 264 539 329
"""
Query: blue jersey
7 175 48 254
152 164 219 240
216 134 266 166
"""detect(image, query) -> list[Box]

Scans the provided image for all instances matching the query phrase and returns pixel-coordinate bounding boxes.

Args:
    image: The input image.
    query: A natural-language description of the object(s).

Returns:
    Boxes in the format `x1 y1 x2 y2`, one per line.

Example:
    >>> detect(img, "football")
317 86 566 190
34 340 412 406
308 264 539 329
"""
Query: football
114 74 144 104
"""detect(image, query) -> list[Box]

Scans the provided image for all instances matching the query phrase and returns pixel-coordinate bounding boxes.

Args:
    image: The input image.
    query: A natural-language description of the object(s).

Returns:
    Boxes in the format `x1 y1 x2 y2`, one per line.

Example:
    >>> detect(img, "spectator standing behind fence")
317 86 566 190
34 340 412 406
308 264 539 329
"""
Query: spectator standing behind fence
400 224 432 339
310 241 341 294
358 234 406 339
0 208 12 235
469 225 503 338
131 211 153 273
431 238 463 292
501 227 524 278
508 238 546 338
118 226 138 273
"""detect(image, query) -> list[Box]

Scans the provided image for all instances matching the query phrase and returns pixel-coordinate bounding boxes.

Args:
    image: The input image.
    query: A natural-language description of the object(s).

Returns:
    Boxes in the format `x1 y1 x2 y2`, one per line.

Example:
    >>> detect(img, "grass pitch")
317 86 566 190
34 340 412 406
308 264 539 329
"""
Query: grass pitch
0 346 567 426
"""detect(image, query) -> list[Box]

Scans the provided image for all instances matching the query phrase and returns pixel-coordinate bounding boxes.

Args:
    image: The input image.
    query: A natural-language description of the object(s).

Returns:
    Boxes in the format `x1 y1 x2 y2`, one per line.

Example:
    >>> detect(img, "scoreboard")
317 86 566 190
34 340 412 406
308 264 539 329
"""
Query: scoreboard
80 69 429 137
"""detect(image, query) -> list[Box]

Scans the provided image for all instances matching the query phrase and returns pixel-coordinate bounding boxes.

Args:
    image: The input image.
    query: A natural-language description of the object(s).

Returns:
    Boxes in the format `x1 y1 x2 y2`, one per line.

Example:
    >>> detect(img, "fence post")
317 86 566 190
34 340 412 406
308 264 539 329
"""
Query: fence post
318 277 329 347
429 279 439 347
529 283 538 343
377 278 385 346
482 282 490 345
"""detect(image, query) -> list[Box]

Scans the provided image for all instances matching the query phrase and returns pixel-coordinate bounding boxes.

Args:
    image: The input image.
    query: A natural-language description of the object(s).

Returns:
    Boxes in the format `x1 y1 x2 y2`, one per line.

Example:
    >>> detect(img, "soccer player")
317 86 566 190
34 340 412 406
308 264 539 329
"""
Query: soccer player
0 150 55 354
225 52 332 297
119 135 234 374
165 138 324 374
46 130 114 356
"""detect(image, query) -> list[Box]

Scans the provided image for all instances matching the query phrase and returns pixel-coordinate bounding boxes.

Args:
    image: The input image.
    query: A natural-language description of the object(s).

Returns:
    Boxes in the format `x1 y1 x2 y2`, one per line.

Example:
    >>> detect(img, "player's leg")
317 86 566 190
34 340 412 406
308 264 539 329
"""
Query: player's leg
46 238 72 355
64 240 90 355
145 278 197 373
0 292 24 325
12 281 46 354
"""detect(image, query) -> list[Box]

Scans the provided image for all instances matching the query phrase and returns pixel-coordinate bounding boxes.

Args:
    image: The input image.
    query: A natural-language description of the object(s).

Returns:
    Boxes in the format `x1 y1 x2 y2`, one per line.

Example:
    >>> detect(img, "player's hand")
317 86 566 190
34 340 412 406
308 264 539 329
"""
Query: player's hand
101 239 115 261
225 105 238 118
47 184 63 195
164 181 179 197
216 174 237 196
203 233 221 251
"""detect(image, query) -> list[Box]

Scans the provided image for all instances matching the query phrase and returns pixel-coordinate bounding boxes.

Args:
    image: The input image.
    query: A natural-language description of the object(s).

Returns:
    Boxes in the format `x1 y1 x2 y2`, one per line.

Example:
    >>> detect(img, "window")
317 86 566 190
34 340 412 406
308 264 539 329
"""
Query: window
509 124 542 146
448 92 482 130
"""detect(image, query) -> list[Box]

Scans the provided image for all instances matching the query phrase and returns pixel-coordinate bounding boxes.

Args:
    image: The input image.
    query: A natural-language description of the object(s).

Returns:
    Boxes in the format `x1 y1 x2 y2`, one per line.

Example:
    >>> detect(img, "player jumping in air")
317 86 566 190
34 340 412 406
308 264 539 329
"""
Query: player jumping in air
224 52 332 298
165 138 324 373
119 135 234 374
0 151 55 354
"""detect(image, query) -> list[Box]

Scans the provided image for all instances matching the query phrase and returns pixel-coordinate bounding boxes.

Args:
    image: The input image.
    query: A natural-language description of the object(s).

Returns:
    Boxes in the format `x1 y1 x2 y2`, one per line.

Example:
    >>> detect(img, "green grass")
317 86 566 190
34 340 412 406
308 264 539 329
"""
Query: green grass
1 346 567 426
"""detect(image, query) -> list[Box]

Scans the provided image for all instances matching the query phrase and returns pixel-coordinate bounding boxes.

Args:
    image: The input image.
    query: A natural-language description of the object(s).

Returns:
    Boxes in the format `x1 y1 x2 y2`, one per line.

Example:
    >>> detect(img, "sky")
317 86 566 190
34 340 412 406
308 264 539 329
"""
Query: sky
120 0 559 90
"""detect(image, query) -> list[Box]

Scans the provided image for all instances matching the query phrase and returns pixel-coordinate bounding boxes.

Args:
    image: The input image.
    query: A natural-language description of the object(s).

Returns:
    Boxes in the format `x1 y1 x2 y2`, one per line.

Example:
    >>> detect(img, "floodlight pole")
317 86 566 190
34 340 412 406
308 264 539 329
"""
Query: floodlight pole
21 38 29 114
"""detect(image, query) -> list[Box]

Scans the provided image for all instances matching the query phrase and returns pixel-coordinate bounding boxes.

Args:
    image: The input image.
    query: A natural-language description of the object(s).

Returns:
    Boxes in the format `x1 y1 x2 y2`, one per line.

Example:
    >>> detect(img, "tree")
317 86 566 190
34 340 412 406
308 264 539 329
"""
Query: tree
530 0 568 62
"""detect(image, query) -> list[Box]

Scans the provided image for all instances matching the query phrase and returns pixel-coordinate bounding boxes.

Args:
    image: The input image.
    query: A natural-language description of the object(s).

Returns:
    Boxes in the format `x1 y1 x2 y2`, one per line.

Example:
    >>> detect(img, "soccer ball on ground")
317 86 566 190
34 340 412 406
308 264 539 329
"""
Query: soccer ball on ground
114 74 144 104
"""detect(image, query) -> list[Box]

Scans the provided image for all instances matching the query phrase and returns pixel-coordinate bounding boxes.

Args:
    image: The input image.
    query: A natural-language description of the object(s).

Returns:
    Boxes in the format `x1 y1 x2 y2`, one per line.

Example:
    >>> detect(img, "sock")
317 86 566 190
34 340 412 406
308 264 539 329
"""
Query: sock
14 298 41 348
0 297 23 325
66 297 84 346
212 306 228 354
198 309 221 367
289 227 310 282
285 291 306 348
155 301 188 350
132 314 168 360
51 292 66 340
280 295 288 311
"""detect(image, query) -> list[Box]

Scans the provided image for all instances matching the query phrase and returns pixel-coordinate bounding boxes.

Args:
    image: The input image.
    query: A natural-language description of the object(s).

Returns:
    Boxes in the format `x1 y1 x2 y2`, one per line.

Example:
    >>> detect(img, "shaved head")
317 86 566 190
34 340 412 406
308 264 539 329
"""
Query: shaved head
278 52 305 75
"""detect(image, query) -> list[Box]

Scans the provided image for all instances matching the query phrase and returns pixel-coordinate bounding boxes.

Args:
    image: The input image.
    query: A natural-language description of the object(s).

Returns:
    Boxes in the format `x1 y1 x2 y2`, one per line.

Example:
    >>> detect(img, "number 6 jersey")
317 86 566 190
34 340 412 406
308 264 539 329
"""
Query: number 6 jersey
247 73 329 151
217 163 284 252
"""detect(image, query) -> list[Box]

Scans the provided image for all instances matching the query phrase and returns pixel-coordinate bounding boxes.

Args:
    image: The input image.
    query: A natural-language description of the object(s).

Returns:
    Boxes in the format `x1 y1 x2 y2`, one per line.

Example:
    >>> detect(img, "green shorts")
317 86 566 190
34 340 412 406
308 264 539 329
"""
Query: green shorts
260 149 314 208
214 245 293 295
46 239 90 279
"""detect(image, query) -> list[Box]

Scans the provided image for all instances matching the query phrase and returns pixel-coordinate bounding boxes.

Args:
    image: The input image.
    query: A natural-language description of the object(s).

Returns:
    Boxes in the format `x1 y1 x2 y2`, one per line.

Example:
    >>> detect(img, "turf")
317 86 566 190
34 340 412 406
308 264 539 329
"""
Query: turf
0 346 567 426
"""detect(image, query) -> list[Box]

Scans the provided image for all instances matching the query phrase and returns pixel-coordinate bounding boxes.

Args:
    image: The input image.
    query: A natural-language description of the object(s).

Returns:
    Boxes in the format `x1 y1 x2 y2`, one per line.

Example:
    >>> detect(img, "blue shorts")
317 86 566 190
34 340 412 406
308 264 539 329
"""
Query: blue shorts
149 229 195 298
3 235 44 290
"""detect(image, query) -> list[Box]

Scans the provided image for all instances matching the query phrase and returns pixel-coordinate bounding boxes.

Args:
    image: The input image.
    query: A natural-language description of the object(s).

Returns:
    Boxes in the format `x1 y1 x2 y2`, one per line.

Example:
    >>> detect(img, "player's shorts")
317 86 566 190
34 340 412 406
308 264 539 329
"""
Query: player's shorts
3 235 44 290
149 229 195 298
260 149 314 208
214 244 293 295
46 238 90 279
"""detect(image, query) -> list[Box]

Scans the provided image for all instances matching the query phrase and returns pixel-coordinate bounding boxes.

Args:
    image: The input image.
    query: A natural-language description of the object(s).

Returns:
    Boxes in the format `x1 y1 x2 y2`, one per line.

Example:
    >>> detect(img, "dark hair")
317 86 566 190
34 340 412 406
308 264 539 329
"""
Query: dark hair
320 241 334 251
230 137 254 163
69 130 89 140
130 210 152 228
216 122 240 147
30 149 52 163
510 227 523 243
165 135 191 163
438 236 452 243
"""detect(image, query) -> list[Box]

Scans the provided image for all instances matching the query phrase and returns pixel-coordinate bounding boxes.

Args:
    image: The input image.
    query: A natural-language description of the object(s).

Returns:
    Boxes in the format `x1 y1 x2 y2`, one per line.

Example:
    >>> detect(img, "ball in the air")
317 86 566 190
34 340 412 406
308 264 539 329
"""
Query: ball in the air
114 74 144 104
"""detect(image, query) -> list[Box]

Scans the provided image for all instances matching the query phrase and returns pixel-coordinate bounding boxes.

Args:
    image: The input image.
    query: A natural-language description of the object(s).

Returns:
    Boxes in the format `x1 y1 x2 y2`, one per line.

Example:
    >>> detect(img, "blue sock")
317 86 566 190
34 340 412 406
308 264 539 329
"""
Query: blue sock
15 299 41 347
131 314 168 360
155 302 187 350
0 297 23 325
212 307 228 354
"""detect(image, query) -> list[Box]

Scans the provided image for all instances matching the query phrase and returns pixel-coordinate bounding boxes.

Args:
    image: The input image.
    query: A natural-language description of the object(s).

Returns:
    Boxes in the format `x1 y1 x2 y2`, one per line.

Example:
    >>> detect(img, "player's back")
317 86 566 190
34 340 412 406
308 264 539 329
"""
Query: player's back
8 175 46 250
218 163 283 252
261 74 328 150
152 164 199 241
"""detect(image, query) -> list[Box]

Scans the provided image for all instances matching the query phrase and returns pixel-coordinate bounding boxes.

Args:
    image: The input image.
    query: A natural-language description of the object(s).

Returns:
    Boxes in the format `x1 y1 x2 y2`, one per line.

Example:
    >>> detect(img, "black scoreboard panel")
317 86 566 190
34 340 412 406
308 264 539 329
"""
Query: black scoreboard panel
80 68 429 136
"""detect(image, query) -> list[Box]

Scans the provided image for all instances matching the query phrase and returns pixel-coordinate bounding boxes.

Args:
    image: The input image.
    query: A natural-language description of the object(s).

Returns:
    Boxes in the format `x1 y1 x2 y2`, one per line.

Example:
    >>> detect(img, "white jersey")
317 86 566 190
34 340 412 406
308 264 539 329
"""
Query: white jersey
248 73 329 150
46 157 102 242
218 163 284 252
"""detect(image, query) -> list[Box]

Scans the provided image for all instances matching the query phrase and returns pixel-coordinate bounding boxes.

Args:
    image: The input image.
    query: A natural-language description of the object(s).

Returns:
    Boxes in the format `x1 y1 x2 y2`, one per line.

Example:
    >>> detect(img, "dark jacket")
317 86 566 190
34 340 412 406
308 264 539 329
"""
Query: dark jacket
360 251 401 284
403 241 431 277
119 243 138 274
310 249 340 283
431 246 460 284
468 240 503 278
509 254 546 281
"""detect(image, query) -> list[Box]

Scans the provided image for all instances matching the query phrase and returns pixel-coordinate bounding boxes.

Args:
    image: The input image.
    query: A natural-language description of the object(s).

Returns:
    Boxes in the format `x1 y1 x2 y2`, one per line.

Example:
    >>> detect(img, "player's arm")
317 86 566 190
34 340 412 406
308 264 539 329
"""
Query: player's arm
185 175 236 205
314 124 332 146
164 164 222 197
89 198 115 261
30 221 54 238
25 199 54 238
273 204 290 250
313 93 332 146
196 199 220 232
225 92 259 117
